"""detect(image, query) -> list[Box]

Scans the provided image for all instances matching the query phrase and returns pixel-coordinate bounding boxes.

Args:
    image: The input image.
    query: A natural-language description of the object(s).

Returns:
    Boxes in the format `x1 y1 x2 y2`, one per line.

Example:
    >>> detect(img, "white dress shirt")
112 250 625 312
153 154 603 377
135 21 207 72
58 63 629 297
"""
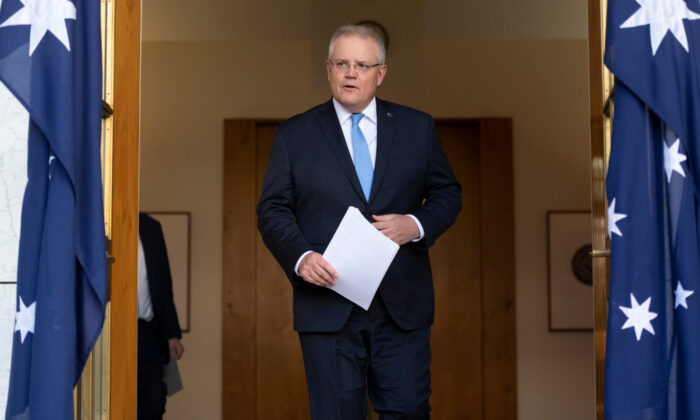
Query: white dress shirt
333 97 378 166
294 97 425 275
137 237 155 321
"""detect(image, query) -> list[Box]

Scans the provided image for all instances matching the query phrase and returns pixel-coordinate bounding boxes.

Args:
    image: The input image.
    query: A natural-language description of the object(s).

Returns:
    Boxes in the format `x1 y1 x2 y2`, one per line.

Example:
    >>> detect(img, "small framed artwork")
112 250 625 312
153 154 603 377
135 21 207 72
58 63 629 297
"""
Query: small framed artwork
547 211 593 332
148 212 191 332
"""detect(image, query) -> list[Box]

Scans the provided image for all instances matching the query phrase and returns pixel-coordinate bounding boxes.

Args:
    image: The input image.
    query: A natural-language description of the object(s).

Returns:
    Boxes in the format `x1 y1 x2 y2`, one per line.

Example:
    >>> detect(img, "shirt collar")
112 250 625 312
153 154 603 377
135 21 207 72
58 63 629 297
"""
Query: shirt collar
332 97 377 125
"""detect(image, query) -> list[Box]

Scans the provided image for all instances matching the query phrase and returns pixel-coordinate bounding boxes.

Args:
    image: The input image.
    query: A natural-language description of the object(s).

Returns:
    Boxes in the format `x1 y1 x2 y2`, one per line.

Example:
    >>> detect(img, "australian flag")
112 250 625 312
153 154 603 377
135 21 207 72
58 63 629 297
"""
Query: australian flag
604 0 700 418
0 0 108 418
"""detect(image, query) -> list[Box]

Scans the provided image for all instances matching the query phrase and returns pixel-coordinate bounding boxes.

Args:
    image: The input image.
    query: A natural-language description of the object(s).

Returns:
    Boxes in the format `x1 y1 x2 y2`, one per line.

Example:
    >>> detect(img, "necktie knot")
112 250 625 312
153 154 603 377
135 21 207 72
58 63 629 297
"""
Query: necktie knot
351 113 364 127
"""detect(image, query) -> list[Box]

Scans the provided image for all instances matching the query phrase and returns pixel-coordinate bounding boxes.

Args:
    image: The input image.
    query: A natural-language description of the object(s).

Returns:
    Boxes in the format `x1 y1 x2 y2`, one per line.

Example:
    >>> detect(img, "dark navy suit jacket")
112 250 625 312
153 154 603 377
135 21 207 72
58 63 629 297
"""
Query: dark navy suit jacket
139 213 182 362
257 98 461 332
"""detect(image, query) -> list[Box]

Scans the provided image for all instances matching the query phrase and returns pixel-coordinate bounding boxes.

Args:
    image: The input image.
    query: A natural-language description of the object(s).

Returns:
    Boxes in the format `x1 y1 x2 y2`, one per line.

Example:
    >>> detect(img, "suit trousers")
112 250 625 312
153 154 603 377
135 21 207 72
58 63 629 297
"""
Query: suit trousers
137 319 167 420
298 296 431 420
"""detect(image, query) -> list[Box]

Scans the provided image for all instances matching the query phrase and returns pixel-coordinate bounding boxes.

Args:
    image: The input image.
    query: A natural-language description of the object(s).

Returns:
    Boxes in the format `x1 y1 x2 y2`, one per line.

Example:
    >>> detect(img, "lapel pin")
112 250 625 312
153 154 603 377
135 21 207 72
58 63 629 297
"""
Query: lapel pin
386 112 393 117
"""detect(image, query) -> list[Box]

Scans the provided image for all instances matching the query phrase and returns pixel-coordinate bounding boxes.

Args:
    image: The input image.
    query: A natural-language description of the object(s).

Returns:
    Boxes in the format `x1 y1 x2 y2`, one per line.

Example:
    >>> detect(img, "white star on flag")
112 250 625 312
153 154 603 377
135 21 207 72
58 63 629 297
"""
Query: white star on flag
620 0 700 55
620 293 658 341
675 281 694 309
14 296 36 344
0 0 77 56
608 198 627 238
664 138 687 183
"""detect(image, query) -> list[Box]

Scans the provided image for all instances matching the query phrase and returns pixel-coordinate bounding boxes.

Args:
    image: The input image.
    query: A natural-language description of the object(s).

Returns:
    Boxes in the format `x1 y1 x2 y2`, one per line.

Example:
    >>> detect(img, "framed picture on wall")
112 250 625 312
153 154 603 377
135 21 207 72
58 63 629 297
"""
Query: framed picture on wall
147 212 191 332
547 210 593 332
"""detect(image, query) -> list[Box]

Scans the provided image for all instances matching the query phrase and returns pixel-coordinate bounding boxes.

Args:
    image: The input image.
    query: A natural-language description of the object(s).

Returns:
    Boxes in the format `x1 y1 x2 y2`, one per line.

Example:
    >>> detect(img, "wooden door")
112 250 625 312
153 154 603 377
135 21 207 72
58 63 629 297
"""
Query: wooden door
223 118 515 419
109 0 141 417
588 0 611 417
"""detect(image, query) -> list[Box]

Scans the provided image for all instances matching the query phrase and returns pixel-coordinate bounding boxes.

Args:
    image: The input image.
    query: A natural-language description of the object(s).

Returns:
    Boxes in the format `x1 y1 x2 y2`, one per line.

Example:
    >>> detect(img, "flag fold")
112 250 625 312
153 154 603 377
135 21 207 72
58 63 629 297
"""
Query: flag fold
605 0 700 418
0 0 107 418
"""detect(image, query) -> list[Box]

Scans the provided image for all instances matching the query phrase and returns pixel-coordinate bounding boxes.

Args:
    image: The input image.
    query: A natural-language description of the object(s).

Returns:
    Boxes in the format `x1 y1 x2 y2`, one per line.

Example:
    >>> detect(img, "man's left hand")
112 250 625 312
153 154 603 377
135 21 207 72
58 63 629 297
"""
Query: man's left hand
169 338 184 360
372 214 420 245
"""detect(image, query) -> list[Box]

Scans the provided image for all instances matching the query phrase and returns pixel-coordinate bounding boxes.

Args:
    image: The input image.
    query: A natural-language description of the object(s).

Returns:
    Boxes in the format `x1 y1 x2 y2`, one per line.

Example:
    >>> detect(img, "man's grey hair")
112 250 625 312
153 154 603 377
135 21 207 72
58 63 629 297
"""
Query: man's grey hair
328 25 386 65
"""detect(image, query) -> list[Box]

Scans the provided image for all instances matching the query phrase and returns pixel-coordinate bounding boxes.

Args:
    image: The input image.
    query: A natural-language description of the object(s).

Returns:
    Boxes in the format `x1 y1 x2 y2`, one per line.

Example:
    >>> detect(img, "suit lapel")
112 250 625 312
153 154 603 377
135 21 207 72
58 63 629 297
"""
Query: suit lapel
138 214 157 284
316 99 367 202
369 99 396 202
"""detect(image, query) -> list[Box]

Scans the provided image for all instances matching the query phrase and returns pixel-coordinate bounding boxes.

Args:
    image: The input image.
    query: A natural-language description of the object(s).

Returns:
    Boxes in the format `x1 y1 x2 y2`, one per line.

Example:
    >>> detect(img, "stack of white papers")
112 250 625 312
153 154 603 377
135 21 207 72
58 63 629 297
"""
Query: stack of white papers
324 207 400 310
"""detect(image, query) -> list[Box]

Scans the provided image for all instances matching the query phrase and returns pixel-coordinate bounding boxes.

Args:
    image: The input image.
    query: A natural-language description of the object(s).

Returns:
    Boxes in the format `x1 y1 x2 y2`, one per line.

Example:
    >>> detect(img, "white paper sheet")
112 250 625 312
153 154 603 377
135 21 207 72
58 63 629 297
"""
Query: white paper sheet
324 207 400 310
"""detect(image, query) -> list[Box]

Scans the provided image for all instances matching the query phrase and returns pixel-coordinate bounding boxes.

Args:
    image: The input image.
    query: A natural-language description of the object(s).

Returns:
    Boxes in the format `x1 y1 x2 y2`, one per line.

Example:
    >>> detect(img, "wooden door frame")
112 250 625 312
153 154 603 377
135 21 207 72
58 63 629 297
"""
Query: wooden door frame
588 0 609 418
222 118 516 419
474 119 516 418
222 120 264 419
110 0 141 418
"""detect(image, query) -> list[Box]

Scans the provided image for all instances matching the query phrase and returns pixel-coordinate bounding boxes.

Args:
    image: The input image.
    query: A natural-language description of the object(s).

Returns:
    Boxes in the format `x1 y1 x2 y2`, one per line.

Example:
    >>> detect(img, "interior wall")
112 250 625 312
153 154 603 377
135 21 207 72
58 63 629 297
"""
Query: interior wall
139 2 593 419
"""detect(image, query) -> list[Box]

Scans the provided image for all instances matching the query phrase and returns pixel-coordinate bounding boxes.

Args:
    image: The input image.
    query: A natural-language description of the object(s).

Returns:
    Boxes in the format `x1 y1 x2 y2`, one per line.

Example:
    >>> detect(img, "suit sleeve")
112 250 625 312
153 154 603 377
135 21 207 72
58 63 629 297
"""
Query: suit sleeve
256 126 311 284
152 221 182 340
412 116 462 249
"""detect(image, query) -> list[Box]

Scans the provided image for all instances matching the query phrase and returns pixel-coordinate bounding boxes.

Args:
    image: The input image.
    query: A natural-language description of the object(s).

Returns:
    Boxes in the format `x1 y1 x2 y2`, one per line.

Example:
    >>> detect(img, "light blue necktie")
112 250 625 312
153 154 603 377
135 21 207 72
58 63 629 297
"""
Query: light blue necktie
351 113 373 200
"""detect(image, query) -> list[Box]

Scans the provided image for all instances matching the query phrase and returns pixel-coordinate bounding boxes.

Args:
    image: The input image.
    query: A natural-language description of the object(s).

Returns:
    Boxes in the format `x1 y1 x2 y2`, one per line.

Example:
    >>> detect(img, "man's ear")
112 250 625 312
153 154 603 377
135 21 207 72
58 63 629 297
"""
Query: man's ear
376 64 388 86
326 60 333 81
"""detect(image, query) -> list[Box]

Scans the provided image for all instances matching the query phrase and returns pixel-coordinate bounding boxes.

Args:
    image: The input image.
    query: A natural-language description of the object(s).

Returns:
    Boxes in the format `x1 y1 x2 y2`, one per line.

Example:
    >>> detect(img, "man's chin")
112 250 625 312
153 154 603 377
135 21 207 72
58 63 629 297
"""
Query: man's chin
335 96 366 113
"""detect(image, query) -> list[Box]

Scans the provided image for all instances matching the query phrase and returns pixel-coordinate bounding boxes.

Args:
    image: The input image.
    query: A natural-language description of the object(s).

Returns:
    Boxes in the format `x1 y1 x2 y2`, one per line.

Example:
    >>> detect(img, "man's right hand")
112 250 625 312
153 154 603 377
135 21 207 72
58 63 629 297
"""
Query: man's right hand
298 252 338 287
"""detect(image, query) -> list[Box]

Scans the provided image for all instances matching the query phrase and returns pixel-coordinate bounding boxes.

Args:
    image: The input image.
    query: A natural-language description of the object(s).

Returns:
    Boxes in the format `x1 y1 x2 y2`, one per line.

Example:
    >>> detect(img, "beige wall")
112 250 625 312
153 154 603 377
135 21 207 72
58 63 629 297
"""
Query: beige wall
140 2 594 419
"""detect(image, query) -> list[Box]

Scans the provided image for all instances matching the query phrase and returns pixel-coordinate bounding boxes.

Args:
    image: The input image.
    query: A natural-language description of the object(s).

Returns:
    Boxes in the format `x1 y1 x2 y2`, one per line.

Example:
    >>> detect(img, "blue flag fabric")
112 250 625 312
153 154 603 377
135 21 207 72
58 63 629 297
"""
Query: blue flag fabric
0 0 107 418
604 0 700 418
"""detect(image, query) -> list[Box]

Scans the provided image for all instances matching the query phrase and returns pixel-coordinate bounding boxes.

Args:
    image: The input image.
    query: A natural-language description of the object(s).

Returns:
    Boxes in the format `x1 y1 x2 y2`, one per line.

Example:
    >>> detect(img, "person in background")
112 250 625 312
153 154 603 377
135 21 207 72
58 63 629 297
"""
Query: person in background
137 212 184 420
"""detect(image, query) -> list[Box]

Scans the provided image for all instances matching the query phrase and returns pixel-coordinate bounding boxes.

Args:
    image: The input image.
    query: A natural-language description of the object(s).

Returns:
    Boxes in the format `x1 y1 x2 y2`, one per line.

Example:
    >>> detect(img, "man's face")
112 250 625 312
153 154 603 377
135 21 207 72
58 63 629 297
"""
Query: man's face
326 35 387 113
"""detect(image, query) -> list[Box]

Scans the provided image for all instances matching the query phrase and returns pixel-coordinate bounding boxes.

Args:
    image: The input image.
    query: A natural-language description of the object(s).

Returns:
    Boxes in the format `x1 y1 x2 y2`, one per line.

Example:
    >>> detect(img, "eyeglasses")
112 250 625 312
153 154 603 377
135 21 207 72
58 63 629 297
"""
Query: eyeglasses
329 60 381 73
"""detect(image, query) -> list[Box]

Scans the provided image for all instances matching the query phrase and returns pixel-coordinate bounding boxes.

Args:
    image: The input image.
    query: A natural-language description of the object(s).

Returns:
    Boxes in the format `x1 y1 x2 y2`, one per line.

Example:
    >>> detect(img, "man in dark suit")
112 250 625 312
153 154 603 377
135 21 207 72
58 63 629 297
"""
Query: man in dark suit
257 25 461 419
137 212 184 420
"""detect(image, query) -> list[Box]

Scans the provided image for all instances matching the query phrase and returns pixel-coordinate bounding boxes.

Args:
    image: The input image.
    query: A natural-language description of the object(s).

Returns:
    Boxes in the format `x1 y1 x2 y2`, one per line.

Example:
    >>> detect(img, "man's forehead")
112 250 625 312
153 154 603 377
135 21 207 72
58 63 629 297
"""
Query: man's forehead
332 35 378 54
